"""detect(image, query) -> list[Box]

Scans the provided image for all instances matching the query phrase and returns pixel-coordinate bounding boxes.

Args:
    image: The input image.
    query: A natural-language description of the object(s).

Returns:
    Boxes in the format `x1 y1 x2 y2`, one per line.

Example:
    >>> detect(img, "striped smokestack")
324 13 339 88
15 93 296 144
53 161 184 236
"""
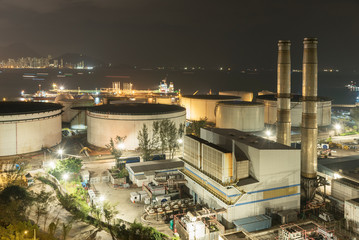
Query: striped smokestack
301 38 318 201
276 40 291 146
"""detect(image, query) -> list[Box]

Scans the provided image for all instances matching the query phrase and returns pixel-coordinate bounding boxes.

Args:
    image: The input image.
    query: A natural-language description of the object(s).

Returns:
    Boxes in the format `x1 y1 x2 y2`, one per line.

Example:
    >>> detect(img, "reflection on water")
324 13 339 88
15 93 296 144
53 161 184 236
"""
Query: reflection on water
0 68 357 104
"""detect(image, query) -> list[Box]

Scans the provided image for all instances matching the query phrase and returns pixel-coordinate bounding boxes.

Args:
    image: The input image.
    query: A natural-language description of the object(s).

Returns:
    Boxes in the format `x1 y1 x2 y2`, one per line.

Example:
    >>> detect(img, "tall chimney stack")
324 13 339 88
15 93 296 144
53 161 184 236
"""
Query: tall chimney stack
301 38 318 201
276 40 291 146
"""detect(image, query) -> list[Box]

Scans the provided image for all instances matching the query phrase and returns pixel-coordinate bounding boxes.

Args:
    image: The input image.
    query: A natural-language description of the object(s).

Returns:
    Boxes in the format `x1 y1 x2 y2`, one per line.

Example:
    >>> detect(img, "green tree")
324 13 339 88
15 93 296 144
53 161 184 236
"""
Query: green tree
0 221 39 240
106 136 127 159
61 222 72 240
34 190 54 225
137 124 158 161
186 117 208 137
0 185 33 225
102 202 119 240
49 157 83 180
48 218 59 238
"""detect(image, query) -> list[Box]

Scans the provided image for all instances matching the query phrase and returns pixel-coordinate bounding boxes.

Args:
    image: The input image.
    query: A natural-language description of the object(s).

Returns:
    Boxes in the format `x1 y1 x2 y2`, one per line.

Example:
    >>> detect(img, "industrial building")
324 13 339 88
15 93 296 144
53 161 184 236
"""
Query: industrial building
181 127 300 226
54 93 94 129
0 101 62 156
180 95 241 123
256 94 332 127
126 159 184 186
87 103 186 150
215 101 264 132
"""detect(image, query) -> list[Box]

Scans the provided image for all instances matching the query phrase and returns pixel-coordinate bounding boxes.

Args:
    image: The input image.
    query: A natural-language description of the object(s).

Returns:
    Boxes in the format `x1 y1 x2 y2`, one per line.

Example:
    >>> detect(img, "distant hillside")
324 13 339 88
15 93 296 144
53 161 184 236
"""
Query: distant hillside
53 53 104 67
0 43 41 60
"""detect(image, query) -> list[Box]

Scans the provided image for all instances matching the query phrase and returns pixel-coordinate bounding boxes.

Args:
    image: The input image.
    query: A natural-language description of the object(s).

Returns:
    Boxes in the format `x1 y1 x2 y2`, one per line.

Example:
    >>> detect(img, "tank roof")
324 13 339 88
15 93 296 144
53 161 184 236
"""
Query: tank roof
256 94 332 102
182 94 240 100
217 101 263 106
0 101 63 115
88 103 185 115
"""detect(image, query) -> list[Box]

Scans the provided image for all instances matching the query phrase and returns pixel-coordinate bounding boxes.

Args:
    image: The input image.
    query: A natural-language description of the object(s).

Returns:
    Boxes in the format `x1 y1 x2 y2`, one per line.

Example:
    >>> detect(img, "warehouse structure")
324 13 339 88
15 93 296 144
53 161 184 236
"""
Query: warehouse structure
87 103 186 150
181 127 300 226
256 94 332 127
0 101 62 156
180 95 241 123
215 101 264 132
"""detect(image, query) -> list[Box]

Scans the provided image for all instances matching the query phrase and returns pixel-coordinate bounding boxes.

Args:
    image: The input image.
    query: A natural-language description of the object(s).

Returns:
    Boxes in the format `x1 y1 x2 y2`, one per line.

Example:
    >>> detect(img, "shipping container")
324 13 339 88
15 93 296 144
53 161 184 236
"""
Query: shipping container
233 214 271 232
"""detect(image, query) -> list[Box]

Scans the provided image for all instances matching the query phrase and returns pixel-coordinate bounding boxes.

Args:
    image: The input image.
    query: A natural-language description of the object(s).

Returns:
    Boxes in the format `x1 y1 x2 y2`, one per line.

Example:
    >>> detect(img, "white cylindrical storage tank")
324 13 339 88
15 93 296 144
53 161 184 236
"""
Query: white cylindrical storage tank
219 91 254 102
215 101 264 132
87 103 186 150
256 94 332 127
180 95 241 123
0 102 62 156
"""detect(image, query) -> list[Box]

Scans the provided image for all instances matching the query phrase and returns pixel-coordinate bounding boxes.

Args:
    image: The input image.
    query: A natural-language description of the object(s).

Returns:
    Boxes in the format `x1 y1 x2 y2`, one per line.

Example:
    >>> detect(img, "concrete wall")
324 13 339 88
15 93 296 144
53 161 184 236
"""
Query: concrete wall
87 110 186 150
0 110 62 156
256 99 331 127
215 103 264 132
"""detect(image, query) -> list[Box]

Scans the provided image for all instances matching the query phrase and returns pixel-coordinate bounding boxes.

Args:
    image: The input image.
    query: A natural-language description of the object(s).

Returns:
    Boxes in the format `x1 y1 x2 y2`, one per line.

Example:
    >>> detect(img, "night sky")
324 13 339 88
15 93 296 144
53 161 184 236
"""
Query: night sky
0 0 358 69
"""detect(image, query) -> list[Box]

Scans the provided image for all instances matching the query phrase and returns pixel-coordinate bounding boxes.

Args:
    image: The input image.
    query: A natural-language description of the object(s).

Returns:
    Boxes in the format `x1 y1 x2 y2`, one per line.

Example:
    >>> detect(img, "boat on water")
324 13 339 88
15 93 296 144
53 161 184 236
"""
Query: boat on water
23 73 36 78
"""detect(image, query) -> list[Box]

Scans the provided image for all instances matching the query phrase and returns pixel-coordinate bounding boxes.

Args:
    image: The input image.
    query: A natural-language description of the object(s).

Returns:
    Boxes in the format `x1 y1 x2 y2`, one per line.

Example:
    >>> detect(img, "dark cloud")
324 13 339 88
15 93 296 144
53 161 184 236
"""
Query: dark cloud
0 0 358 69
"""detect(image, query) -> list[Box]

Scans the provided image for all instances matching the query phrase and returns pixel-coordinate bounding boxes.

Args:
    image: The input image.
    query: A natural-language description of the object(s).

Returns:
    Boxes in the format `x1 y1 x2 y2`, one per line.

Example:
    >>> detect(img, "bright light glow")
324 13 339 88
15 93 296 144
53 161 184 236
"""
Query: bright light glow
117 143 125 150
49 161 56 169
24 231 28 235
59 86 64 90
334 173 342 179
334 124 341 130
63 173 69 181
265 130 271 137
99 195 105 202
177 139 183 144
58 149 63 155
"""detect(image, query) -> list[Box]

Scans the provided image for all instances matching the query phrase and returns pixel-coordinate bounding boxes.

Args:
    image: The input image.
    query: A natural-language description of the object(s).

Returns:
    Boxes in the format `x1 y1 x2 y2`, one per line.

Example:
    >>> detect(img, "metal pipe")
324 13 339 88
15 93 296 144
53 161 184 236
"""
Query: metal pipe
276 40 291 146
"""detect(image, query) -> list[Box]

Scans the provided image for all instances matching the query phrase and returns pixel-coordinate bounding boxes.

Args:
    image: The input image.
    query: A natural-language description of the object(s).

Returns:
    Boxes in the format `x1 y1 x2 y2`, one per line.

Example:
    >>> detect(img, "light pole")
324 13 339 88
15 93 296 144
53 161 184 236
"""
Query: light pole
58 149 63 160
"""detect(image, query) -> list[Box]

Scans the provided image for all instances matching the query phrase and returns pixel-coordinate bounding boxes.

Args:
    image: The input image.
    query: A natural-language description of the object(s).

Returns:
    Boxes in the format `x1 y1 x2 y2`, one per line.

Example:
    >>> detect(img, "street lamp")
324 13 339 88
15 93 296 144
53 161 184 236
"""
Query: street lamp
58 149 63 160
265 130 271 138
99 195 105 202
63 173 69 181
334 123 341 135
177 139 183 144
117 143 125 150
49 161 56 169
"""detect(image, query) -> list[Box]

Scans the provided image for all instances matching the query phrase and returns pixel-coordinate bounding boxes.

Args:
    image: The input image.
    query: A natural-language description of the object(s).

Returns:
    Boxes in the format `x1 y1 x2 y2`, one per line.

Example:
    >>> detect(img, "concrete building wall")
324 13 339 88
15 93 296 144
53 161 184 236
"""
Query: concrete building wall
215 103 264 132
0 110 62 156
87 110 186 150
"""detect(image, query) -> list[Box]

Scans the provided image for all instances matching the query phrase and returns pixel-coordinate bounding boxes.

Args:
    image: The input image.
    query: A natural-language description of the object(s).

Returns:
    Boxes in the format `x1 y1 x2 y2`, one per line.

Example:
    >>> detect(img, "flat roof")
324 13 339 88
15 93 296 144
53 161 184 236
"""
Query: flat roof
204 128 293 150
256 94 332 102
0 101 62 115
182 94 241 100
126 159 184 173
348 198 359 205
88 103 185 115
217 101 263 106
318 156 359 182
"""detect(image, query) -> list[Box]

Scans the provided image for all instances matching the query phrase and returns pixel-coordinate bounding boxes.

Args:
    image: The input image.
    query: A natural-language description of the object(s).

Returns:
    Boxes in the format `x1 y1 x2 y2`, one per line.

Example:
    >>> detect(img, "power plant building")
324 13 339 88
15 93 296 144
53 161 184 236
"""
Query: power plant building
0 102 62 156
256 94 331 127
180 95 241 123
87 103 186 150
215 101 264 132
181 128 300 226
